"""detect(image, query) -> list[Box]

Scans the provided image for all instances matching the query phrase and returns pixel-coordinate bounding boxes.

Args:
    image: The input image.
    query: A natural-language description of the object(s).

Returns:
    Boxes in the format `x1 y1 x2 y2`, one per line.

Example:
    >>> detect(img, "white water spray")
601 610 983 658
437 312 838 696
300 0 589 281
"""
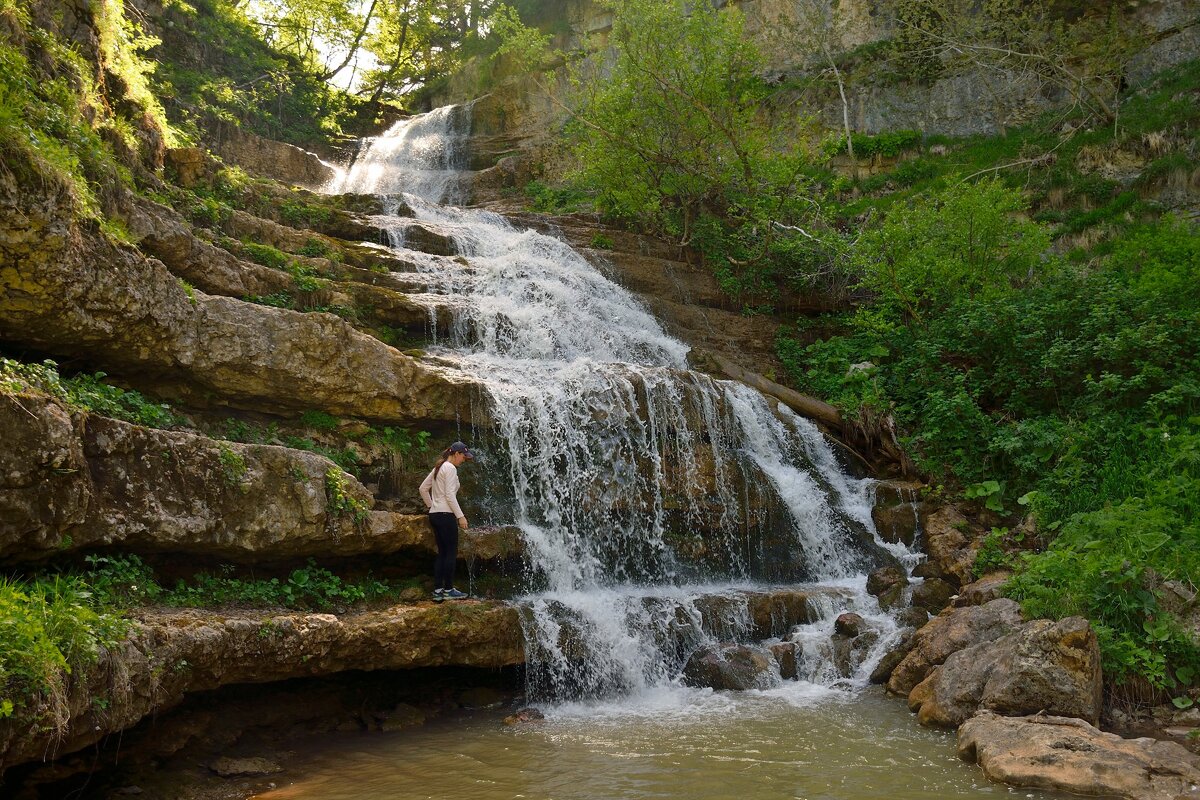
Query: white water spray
331 106 918 703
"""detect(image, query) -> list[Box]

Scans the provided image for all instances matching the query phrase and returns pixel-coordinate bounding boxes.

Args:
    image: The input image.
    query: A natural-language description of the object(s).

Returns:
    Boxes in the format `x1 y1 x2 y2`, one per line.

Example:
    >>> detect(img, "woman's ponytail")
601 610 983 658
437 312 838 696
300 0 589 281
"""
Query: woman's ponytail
432 446 453 478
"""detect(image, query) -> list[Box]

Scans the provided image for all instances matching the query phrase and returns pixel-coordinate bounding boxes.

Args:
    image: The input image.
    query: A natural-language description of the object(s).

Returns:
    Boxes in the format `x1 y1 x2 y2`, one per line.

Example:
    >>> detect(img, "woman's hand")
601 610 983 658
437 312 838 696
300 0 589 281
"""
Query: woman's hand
458 517 469 530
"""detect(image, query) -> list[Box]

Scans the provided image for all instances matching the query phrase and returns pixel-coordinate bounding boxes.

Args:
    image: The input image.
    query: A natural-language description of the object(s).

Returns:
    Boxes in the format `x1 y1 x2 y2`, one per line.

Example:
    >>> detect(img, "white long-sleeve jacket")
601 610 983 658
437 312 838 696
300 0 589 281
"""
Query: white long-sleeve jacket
419 461 465 519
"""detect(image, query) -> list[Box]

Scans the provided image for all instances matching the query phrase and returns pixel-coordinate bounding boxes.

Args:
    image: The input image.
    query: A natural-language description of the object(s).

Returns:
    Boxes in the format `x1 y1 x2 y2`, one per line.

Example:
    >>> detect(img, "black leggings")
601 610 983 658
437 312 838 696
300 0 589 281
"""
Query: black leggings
429 512 459 590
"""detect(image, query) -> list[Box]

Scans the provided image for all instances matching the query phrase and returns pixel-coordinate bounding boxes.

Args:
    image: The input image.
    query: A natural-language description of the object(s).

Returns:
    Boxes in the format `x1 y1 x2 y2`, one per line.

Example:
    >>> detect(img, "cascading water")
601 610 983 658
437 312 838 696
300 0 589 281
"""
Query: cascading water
328 105 917 705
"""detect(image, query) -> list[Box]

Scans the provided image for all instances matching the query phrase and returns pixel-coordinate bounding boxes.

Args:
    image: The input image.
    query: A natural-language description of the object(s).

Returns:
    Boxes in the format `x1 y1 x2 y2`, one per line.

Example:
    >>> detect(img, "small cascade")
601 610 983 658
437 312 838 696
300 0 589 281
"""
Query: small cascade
326 104 473 203
330 104 917 704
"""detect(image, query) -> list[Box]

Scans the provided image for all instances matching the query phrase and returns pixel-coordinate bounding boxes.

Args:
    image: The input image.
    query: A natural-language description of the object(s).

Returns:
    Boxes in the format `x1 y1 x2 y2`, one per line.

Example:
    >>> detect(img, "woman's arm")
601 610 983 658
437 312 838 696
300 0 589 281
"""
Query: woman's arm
446 467 466 524
418 468 435 510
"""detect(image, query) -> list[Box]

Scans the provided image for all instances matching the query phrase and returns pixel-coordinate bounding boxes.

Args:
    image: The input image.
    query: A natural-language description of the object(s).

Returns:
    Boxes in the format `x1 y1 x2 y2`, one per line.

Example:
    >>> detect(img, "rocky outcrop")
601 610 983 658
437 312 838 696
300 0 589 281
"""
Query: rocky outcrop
885 599 1023 695
0 601 524 771
908 617 1102 729
921 506 981 588
0 391 522 561
695 586 854 641
958 712 1200 800
211 127 337 191
683 642 776 690
872 480 924 546
0 202 478 425
953 571 1011 608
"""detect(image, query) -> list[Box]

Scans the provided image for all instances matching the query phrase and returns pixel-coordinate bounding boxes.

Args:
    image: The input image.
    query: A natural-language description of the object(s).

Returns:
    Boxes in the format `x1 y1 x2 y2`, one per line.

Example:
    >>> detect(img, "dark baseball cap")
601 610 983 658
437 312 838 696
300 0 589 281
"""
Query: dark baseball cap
449 441 475 459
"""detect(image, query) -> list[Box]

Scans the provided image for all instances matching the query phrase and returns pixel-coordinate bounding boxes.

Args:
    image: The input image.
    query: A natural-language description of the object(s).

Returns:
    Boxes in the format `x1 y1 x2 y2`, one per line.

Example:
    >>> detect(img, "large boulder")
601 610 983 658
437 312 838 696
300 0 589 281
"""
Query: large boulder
682 643 776 691
958 712 1200 800
886 599 1023 696
908 617 1102 728
211 127 336 191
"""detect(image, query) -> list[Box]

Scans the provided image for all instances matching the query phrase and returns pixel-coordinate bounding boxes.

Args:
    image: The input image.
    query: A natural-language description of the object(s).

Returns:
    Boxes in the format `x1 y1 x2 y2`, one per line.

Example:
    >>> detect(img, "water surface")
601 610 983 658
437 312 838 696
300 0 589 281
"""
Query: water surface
252 686 1057 800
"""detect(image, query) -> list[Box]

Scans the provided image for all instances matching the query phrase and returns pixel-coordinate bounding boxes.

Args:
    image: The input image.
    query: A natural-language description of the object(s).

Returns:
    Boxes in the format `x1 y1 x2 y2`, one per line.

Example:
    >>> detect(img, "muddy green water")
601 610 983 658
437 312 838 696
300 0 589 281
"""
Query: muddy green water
252 686 1061 800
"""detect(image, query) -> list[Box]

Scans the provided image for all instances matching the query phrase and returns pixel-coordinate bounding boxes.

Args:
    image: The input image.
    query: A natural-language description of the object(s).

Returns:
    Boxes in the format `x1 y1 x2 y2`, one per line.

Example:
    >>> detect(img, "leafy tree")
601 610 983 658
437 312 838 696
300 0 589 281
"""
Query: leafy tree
854 177 1050 325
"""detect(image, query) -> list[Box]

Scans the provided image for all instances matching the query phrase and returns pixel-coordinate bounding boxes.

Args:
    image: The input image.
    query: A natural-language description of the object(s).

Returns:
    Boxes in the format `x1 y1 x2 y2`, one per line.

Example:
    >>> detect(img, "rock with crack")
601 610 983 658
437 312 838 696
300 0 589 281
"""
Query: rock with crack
907 616 1102 728
683 643 777 690
887 599 1024 696
958 712 1200 800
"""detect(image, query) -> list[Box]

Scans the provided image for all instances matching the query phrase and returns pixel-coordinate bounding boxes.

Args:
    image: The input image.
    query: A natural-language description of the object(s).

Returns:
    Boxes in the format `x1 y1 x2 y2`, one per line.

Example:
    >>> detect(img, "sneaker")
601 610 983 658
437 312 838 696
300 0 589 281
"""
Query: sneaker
443 588 469 600
432 589 446 602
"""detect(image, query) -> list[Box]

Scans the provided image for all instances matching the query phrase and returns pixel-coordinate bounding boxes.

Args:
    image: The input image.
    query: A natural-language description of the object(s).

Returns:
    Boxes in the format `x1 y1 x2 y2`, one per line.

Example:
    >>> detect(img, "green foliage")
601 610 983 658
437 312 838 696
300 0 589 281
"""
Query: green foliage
854 178 1050 325
242 241 291 270
0 574 128 721
244 292 295 309
217 443 248 486
148 0 363 147
0 3 137 218
325 467 370 526
299 409 339 431
1006 423 1200 687
279 198 332 227
0 358 183 429
558 0 824 306
588 233 614 250
822 130 921 159
523 180 590 214
84 554 395 612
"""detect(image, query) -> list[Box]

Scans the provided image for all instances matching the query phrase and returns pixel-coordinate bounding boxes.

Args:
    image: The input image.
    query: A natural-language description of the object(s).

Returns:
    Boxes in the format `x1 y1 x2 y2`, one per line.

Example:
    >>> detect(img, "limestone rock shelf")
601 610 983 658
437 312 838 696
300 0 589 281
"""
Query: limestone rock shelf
0 393 519 563
0 203 480 426
0 601 524 772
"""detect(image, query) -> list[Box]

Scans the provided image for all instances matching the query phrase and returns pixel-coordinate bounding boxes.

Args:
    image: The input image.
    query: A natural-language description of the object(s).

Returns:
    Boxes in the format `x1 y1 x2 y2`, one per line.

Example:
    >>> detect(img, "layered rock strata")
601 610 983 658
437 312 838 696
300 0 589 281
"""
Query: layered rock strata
0 201 478 425
0 602 524 771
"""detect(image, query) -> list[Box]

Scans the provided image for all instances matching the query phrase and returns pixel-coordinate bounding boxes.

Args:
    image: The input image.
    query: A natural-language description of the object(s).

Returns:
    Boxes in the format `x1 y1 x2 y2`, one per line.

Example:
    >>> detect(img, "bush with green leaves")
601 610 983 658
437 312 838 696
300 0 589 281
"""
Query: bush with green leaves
1 358 183 429
0 574 128 721
779 196 1200 684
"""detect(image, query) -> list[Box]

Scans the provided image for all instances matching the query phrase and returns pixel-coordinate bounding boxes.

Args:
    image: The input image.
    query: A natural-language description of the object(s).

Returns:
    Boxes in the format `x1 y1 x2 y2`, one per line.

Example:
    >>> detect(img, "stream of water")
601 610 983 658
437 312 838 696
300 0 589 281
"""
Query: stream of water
300 106 1044 798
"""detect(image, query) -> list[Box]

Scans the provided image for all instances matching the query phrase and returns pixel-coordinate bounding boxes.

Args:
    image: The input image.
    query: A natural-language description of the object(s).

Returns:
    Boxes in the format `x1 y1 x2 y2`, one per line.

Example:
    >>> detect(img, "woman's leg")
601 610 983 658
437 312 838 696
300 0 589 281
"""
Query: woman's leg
430 513 459 590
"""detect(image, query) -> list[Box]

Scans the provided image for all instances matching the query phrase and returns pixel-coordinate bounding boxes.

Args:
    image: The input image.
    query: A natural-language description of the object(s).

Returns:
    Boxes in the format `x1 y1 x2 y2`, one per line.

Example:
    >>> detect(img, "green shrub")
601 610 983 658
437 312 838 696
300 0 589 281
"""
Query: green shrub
325 467 369 526
0 575 127 720
0 358 183 429
241 241 290 270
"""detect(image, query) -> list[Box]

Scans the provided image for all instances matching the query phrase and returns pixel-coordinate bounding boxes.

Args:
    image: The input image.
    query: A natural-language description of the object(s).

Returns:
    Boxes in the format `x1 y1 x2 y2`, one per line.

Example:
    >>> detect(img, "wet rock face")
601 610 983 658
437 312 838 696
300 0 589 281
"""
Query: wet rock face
908 617 1103 729
958 712 1200 800
866 565 908 610
911 578 956 612
682 643 776 691
0 602 524 771
886 599 1023 696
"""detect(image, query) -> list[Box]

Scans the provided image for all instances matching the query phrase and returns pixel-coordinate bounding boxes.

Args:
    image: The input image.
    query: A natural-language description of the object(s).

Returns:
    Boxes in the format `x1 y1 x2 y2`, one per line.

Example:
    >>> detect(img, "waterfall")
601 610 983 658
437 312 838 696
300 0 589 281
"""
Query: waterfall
330 106 913 703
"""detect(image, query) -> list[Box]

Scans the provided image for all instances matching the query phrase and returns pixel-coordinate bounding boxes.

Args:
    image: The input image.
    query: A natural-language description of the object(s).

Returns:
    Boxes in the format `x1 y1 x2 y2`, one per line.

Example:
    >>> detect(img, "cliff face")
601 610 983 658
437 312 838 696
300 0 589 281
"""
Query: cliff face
434 0 1200 156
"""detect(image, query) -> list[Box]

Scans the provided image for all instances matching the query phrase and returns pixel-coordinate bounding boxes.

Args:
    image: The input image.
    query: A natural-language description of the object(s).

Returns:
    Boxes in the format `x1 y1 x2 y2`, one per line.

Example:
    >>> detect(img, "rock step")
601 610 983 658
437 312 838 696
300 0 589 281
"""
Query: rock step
0 602 524 772
0 205 480 427
0 392 518 563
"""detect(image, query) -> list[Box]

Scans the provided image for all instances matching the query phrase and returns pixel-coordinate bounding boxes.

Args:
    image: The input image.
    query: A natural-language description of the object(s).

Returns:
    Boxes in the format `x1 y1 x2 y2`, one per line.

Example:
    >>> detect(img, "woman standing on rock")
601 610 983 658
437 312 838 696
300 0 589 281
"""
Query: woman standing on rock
419 441 474 601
